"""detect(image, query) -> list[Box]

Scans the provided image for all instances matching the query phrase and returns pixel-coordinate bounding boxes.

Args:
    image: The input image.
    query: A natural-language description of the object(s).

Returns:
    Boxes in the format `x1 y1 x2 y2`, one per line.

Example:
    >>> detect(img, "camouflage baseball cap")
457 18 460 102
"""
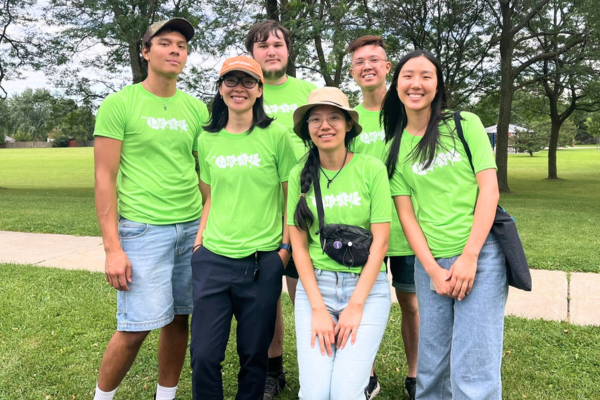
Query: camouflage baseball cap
142 18 195 44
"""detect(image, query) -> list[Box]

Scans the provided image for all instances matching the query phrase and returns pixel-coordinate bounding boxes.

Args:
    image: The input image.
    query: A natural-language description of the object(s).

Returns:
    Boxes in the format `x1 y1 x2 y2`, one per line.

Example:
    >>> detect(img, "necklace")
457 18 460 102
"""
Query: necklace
142 80 175 111
319 150 349 189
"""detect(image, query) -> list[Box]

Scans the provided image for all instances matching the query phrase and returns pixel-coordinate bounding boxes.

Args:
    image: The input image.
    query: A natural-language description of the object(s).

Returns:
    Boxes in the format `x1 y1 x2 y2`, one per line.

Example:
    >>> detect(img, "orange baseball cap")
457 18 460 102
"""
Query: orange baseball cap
219 56 264 83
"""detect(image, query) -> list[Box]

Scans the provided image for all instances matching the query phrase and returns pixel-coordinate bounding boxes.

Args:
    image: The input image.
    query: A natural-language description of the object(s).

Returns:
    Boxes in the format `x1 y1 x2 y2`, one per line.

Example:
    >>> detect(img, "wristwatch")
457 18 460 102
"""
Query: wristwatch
279 243 292 253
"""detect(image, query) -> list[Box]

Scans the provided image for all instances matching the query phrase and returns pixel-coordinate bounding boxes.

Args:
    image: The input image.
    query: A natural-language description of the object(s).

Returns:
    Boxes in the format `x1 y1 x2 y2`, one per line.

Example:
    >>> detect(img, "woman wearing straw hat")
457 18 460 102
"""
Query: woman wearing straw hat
189 55 297 400
287 87 392 399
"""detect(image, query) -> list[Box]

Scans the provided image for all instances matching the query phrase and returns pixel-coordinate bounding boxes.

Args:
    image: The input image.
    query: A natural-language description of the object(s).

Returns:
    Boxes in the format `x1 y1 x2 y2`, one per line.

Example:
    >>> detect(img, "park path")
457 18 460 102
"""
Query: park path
1 230 599 326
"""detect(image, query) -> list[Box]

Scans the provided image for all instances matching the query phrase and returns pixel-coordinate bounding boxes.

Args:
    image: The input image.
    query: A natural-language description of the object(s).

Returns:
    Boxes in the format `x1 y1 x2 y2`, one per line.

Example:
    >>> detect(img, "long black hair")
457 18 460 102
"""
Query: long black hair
380 50 452 178
293 108 357 232
203 75 274 133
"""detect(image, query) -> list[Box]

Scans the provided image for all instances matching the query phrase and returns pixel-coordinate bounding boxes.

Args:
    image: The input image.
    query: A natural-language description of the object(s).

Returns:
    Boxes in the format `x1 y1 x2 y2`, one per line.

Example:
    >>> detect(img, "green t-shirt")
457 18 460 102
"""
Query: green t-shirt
263 76 318 160
198 122 297 258
389 112 497 258
93 83 209 225
353 104 413 257
287 153 392 274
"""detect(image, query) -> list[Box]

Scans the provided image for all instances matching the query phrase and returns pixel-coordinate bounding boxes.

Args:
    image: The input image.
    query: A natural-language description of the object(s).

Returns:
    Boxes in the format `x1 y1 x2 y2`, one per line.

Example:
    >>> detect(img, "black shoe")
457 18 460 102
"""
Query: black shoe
365 373 381 399
404 376 416 400
263 371 286 399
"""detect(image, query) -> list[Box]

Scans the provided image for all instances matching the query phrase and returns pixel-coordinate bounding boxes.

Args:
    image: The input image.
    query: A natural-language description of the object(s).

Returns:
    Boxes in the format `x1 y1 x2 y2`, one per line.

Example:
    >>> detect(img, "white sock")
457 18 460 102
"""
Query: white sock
156 384 178 400
94 383 117 400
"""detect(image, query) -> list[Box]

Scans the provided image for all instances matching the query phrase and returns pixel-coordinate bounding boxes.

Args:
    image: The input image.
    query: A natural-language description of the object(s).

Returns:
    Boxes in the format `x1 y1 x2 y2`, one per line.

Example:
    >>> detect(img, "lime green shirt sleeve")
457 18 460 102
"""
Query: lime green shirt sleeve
93 93 127 140
286 164 302 226
368 161 392 224
198 134 212 185
193 101 210 152
461 112 497 173
390 162 411 197
275 125 298 183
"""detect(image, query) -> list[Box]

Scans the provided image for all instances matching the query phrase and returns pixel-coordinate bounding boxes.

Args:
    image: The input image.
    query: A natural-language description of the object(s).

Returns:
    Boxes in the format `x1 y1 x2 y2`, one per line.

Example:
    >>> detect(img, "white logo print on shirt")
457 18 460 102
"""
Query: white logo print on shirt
412 149 462 175
264 103 298 114
214 153 261 169
360 129 385 144
142 116 189 132
310 191 362 209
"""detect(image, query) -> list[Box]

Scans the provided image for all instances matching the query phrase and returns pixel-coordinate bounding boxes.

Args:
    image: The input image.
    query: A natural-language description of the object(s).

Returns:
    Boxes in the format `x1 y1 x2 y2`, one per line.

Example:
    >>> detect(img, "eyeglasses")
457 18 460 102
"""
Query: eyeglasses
307 113 346 128
352 56 388 68
221 76 259 89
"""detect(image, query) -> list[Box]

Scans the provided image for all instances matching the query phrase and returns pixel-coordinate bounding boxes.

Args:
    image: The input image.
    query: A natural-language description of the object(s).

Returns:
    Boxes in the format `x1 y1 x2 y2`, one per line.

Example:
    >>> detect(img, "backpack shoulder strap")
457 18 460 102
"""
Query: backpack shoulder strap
454 111 475 174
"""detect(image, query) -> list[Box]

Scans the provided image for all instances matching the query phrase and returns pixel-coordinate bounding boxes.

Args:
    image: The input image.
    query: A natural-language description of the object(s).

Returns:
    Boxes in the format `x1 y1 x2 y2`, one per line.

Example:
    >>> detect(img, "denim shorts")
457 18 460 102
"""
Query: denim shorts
387 255 416 293
116 217 200 332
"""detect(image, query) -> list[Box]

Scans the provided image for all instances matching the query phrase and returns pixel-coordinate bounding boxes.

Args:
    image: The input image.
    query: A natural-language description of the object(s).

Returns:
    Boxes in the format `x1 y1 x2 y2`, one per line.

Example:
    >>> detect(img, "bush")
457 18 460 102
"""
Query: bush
52 136 70 147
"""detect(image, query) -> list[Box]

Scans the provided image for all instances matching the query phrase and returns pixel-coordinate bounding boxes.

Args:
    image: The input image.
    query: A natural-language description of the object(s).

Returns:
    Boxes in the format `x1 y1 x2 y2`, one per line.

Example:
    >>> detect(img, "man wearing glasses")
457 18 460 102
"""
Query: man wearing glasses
348 36 420 400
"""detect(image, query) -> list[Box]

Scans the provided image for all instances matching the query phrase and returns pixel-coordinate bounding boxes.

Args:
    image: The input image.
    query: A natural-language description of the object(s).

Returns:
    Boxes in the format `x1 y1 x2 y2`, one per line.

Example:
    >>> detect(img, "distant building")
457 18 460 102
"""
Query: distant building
485 124 532 150
5 136 16 143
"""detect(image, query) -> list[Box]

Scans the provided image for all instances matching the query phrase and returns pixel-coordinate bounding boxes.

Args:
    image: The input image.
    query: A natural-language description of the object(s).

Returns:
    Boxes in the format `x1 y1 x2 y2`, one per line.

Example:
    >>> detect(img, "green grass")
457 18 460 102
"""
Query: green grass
1 264 599 400
0 148 98 236
0 147 599 272
501 150 600 272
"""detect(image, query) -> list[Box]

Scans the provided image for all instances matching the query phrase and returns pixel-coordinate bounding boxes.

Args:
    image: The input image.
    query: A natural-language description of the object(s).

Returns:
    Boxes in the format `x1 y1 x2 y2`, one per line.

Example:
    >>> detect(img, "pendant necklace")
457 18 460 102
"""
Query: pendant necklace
142 80 174 110
319 150 349 189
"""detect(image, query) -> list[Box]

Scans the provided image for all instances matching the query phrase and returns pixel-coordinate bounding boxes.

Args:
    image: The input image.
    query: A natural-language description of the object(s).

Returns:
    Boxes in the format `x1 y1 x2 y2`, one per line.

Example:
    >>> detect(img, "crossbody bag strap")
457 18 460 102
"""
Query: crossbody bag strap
453 111 475 174
313 172 326 235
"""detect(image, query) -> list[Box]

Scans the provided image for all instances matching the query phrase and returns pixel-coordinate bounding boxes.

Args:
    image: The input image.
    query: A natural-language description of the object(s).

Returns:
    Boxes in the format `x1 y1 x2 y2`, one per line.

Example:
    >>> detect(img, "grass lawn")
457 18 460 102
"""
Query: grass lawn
1 264 599 400
0 147 599 272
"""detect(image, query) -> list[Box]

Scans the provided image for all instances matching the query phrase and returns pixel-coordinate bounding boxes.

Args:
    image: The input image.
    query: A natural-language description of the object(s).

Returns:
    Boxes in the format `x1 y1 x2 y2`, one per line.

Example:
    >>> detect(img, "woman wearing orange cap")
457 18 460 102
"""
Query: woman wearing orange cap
189 56 297 400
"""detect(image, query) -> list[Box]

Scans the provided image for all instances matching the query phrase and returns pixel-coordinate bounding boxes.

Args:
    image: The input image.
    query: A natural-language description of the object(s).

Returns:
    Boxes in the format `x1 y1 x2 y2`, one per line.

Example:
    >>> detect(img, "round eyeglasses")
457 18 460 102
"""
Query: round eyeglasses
221 76 259 89
307 113 346 128
352 56 388 68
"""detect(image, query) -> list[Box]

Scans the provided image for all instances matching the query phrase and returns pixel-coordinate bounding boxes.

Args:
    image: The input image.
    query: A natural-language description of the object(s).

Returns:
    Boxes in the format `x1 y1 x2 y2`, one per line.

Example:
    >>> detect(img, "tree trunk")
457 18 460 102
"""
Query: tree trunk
129 41 146 83
547 122 560 179
495 1 514 193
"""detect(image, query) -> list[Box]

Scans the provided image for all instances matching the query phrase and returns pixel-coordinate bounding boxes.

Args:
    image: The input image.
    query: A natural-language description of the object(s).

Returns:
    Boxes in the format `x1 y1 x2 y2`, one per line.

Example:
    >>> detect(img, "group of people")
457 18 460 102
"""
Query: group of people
92 17 508 400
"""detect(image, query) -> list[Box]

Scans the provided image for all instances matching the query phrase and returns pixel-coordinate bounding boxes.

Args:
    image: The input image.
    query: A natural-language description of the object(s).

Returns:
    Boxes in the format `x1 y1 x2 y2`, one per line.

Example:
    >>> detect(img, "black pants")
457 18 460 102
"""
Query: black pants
190 246 284 400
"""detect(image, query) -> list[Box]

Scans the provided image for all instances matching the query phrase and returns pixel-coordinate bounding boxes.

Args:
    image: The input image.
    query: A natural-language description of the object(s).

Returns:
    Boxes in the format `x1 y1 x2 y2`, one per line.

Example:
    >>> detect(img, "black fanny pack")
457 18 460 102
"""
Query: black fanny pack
314 175 373 268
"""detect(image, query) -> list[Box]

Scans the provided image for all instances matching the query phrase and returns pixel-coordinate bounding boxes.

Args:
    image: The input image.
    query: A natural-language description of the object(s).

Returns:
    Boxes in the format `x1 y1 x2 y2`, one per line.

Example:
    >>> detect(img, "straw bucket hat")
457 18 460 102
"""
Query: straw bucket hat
292 87 362 139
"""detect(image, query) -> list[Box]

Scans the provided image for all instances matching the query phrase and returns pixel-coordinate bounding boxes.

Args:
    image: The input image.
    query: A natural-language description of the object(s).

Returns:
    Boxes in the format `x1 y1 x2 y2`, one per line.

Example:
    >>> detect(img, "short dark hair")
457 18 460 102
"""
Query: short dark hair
346 35 387 55
245 20 291 55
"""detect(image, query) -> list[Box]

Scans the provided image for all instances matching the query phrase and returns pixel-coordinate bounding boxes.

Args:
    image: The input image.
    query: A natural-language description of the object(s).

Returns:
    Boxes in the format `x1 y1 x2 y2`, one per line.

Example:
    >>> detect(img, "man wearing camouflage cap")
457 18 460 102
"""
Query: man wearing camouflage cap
93 18 209 400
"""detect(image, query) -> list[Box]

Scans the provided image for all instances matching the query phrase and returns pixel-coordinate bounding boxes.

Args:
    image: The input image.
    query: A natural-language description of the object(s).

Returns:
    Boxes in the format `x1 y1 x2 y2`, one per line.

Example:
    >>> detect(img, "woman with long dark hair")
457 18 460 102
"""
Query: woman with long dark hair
382 50 507 399
287 87 392 399
189 56 297 400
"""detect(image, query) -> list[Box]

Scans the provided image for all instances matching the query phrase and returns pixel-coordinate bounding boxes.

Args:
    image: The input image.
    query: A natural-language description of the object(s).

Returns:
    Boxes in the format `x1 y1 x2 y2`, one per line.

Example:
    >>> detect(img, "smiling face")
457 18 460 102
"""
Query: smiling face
251 31 289 81
350 44 391 91
218 71 263 115
396 55 438 115
142 30 188 78
307 105 352 153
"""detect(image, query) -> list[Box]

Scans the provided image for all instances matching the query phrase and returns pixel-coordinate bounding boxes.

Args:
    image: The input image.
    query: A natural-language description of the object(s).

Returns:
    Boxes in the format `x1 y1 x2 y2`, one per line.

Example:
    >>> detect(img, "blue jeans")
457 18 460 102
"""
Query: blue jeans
295 270 391 400
415 233 508 400
116 217 199 332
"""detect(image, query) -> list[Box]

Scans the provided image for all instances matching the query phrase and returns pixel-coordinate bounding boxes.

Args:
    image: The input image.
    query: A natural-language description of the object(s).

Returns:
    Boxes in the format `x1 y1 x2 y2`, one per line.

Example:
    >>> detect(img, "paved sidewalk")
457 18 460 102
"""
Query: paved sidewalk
1 231 598 326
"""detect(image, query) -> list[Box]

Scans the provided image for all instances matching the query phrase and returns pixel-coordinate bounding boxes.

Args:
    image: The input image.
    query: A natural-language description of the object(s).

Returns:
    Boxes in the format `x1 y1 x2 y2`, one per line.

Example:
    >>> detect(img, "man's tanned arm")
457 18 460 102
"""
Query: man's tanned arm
94 136 132 291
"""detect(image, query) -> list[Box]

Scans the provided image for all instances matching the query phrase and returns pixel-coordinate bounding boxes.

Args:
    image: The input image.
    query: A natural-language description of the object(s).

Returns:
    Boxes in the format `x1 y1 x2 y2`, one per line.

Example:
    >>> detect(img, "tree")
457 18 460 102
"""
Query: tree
520 0 600 178
42 0 220 102
484 0 585 191
378 0 498 109
586 113 600 144
0 0 37 99
513 128 547 156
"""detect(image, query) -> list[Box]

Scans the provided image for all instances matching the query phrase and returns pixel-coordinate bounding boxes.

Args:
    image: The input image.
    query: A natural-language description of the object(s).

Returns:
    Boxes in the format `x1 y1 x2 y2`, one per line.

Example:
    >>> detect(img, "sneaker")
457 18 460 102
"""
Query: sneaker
263 371 286 400
365 373 381 399
404 376 416 400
